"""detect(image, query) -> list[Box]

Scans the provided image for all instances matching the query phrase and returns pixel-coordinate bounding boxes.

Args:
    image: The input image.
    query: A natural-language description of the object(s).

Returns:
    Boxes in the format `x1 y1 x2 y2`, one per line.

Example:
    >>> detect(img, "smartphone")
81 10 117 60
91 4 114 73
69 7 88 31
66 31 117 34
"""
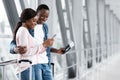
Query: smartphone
52 34 57 38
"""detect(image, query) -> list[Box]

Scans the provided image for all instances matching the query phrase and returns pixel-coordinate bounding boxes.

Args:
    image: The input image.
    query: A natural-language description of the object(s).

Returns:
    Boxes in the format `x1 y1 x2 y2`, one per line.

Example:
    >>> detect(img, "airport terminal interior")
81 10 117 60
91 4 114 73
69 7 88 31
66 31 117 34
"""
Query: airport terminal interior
0 0 120 80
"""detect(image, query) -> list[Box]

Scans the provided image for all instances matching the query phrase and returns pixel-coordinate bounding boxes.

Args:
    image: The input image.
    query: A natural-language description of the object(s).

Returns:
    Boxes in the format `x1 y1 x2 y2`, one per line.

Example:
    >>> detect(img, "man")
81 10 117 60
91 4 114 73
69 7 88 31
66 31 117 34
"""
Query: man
10 4 64 80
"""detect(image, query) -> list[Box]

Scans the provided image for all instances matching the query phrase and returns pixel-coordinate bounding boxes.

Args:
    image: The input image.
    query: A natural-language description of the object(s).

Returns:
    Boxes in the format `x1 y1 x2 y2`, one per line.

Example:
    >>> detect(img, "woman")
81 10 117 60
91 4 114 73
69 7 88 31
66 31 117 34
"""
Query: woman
14 8 53 80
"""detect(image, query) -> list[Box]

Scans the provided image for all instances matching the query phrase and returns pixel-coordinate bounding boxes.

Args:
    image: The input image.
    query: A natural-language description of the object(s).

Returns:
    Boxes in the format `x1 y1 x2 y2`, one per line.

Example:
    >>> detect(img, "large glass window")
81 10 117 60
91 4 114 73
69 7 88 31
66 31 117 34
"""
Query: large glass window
0 1 16 80
0 0 13 60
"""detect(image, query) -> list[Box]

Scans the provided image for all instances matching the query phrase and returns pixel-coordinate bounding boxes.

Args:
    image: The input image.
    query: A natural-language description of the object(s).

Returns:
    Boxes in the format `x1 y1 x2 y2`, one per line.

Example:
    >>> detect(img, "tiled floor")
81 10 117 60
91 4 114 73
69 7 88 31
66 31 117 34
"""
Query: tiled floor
90 53 120 80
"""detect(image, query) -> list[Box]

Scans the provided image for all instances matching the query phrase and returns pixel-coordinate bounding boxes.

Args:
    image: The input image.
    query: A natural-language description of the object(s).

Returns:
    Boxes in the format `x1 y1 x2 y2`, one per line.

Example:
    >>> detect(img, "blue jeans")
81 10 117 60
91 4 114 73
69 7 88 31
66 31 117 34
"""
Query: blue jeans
19 63 53 80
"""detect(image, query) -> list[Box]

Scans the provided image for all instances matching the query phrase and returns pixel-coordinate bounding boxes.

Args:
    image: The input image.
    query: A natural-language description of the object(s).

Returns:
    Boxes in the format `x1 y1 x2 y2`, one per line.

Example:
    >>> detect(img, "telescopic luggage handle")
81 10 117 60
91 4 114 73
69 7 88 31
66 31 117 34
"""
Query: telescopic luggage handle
18 59 32 64
18 59 32 80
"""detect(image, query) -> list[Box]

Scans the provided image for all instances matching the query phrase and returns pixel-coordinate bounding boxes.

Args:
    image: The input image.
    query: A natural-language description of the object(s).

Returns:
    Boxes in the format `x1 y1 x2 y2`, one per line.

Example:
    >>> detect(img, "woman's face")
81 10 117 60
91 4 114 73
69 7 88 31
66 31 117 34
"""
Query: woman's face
25 16 38 29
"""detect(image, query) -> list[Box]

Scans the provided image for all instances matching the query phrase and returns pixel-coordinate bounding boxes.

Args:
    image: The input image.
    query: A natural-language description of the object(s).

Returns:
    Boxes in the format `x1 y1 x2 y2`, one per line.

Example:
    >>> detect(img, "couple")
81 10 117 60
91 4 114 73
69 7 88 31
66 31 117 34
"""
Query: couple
10 4 64 80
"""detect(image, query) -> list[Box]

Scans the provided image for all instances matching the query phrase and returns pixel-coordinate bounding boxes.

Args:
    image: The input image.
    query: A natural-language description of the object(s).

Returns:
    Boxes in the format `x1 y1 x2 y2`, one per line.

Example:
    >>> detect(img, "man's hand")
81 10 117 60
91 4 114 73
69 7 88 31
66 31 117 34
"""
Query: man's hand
51 48 65 54
14 46 27 54
56 48 65 54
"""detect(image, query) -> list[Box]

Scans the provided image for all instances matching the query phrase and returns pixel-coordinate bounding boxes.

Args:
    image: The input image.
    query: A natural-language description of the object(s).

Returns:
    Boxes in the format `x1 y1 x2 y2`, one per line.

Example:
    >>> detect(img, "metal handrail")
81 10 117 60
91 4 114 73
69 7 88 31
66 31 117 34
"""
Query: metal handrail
0 59 17 66
0 59 17 80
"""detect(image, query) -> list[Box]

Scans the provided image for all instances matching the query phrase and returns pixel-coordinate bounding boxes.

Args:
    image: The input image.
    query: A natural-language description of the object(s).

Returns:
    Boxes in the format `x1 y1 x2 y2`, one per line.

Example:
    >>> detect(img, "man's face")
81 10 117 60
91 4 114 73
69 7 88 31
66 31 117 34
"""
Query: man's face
37 9 49 24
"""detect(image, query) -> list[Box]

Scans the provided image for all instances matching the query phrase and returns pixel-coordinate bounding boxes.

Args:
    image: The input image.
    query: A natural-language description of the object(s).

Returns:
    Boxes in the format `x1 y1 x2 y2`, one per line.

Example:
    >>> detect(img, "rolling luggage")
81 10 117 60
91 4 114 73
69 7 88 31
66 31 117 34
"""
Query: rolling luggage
18 59 32 80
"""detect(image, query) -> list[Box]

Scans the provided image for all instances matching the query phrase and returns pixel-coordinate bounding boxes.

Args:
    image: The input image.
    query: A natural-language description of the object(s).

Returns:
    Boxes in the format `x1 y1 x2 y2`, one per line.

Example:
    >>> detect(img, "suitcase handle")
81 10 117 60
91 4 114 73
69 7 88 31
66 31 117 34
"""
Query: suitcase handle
18 59 32 64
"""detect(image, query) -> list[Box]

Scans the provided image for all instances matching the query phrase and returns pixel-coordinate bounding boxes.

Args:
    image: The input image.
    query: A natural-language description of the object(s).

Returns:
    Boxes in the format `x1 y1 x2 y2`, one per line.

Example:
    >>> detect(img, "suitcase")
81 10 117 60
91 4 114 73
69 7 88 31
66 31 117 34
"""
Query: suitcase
18 59 32 80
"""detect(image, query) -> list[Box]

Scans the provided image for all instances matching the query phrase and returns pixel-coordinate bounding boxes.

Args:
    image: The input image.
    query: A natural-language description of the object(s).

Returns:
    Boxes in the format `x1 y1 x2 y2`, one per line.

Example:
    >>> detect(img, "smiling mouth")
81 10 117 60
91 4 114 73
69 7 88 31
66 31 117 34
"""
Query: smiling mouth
38 19 45 24
41 20 45 23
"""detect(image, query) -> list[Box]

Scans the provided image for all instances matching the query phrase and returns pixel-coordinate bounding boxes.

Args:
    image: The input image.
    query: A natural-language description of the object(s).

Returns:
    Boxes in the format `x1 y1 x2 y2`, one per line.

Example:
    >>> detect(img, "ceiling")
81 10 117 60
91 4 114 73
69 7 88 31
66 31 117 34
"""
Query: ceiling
105 0 120 19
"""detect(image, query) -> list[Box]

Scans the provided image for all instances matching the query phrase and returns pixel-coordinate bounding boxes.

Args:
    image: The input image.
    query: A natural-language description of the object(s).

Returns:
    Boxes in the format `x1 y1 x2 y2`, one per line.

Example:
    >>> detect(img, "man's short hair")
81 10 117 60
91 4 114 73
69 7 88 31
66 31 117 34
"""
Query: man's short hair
36 4 49 12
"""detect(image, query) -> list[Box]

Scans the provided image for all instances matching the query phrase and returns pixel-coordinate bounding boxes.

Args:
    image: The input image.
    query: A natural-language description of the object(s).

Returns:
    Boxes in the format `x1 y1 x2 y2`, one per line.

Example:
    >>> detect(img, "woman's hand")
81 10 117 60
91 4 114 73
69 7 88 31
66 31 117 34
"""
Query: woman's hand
43 38 54 48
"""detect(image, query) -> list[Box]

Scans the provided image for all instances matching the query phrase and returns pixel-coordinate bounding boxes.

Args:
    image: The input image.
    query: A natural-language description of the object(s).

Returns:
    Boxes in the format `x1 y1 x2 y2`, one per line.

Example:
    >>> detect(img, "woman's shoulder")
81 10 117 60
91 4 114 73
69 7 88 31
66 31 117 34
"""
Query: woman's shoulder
17 26 29 34
18 27 28 32
19 26 28 30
